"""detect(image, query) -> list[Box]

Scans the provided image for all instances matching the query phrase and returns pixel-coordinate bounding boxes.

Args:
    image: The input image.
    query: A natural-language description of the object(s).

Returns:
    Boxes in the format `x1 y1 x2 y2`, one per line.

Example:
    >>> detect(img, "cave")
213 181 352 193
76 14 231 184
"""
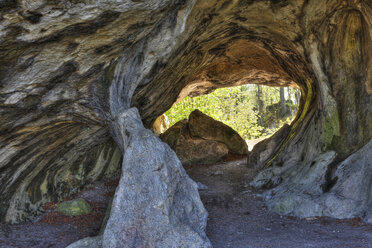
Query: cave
0 0 371 247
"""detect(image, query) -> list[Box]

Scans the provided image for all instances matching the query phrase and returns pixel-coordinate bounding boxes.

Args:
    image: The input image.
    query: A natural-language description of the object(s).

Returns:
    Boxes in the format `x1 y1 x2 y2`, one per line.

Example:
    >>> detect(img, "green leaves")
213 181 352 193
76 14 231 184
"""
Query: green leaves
165 85 299 140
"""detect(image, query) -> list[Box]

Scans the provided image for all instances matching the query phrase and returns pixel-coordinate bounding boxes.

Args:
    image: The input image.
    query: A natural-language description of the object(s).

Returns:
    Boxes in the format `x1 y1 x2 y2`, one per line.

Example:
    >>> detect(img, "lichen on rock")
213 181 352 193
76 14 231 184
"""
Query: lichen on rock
56 198 92 217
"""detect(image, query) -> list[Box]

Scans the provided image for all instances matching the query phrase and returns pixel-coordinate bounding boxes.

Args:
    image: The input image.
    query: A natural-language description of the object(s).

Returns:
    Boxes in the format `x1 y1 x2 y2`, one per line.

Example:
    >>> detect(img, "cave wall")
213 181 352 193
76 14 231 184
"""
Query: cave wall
0 0 197 223
249 0 372 221
0 0 371 224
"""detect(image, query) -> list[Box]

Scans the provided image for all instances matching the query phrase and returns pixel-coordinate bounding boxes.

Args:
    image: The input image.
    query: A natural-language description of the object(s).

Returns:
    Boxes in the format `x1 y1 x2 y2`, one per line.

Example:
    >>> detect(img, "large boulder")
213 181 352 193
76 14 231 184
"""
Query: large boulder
67 108 211 248
161 119 229 165
188 110 248 155
160 119 190 148
173 136 229 166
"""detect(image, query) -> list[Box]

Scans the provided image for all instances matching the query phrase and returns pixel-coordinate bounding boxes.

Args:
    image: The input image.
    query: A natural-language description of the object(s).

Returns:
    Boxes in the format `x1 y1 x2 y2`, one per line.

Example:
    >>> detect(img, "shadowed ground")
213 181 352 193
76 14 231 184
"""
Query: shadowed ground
1 158 372 248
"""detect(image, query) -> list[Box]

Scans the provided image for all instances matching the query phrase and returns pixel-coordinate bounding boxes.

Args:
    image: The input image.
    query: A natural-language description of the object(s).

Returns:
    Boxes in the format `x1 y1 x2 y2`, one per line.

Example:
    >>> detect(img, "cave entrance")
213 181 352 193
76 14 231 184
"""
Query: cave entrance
151 83 308 247
154 84 301 166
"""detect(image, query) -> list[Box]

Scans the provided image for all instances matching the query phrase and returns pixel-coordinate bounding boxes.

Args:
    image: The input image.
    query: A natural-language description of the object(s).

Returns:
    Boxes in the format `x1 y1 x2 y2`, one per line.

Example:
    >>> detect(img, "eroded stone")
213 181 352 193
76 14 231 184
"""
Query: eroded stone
67 108 211 248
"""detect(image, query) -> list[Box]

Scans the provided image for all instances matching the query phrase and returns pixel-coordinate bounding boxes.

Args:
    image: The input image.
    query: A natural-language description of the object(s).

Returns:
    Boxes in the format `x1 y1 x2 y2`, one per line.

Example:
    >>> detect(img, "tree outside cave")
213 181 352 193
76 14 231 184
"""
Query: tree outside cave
165 84 300 141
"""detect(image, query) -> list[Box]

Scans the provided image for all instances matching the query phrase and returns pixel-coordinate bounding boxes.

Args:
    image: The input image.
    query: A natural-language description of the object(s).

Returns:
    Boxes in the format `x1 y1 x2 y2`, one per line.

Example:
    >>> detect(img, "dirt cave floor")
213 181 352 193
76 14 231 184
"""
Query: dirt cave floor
1 157 372 248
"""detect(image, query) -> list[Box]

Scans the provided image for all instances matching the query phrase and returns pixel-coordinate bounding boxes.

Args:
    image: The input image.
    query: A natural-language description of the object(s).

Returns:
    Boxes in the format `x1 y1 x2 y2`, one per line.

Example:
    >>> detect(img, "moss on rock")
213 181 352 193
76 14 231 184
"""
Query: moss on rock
56 198 92 216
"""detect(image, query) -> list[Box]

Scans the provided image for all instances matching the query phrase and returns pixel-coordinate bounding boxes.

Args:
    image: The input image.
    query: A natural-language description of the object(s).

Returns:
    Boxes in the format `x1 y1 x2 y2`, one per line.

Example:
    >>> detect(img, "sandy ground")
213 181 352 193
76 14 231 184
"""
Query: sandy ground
0 179 119 248
186 159 372 248
1 157 372 248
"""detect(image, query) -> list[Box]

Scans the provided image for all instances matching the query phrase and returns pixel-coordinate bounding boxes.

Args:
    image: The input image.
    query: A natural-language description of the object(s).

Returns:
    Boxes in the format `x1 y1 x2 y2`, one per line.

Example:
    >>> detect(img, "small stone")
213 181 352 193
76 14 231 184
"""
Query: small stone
66 236 102 248
212 170 223 175
196 182 208 190
56 198 92 216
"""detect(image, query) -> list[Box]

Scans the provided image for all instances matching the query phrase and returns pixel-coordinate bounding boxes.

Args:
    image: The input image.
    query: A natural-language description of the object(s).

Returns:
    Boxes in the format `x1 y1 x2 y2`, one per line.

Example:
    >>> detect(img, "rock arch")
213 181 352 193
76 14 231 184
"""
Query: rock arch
0 0 371 244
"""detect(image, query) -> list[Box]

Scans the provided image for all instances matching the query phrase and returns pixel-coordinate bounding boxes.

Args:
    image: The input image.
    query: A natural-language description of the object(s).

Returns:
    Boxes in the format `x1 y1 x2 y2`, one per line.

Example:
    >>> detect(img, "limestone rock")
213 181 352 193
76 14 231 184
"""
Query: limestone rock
56 198 92 216
103 108 211 248
189 110 248 155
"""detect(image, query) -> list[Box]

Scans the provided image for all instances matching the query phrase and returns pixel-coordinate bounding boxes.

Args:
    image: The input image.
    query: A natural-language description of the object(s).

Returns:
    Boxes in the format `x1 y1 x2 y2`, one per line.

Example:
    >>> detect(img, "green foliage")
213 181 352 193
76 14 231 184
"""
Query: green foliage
165 85 299 140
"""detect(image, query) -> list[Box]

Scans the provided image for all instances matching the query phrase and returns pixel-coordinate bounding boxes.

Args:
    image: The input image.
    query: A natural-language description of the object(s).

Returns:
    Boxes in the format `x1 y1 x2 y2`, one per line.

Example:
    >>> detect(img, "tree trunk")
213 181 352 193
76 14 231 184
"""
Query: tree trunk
280 87 287 117
287 87 292 117
257 85 263 125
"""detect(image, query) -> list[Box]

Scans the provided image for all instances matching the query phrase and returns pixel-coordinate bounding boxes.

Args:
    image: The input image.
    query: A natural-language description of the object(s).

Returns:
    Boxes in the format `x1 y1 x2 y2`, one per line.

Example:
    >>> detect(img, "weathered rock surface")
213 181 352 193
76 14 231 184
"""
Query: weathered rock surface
161 119 229 165
160 110 247 165
0 0 371 235
173 136 229 166
67 236 102 248
160 119 189 149
247 124 291 168
68 108 211 247
189 110 248 155
0 0 197 223
252 141 372 220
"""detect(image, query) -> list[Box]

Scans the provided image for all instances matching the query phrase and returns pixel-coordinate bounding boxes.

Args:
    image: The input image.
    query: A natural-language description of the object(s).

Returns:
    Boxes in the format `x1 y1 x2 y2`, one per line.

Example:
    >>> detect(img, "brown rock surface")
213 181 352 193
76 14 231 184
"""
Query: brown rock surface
171 137 229 166
189 109 248 155
161 118 229 166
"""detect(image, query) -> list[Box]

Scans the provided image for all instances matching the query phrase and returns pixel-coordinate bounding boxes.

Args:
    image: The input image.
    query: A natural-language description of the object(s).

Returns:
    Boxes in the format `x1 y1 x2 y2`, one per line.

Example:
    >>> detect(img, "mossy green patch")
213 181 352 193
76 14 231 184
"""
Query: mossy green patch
56 198 92 216
271 202 289 215
321 107 340 148
265 79 315 168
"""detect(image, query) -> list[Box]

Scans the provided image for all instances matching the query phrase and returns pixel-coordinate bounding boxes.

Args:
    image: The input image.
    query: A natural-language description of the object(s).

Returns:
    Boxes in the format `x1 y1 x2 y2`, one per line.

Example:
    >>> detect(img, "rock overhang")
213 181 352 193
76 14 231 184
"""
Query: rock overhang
0 0 371 227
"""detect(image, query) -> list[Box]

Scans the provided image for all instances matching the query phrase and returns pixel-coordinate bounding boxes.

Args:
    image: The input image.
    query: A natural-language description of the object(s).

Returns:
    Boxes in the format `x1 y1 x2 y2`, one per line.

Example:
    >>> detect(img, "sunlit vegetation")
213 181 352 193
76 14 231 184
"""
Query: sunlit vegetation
165 85 300 140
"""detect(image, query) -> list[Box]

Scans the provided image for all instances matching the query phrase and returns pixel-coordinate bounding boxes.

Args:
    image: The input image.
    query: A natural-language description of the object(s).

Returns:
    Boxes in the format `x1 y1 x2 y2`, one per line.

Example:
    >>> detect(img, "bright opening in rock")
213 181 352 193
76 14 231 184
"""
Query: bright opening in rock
157 85 300 150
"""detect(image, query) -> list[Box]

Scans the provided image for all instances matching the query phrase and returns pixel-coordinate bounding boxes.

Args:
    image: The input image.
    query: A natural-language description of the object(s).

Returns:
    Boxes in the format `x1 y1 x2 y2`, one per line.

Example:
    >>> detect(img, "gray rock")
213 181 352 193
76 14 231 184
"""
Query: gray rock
0 0 371 234
197 182 209 190
102 108 211 248
364 207 372 224
259 141 372 221
66 236 102 248
68 108 211 248
68 108 210 248
255 151 336 217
